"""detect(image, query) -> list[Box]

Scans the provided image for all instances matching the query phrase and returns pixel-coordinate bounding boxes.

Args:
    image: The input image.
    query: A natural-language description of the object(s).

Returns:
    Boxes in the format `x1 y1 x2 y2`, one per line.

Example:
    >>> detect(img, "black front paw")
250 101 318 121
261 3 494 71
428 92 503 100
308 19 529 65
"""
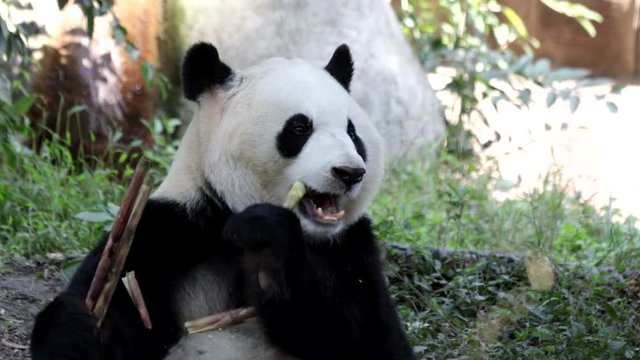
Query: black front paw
223 203 304 299
223 203 302 253
31 293 102 360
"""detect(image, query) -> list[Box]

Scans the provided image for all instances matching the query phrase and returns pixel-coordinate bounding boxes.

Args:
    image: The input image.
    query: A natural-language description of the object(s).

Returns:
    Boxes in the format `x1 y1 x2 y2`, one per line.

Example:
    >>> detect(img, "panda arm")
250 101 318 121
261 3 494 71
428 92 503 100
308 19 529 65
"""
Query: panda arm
31 198 232 360
226 205 415 360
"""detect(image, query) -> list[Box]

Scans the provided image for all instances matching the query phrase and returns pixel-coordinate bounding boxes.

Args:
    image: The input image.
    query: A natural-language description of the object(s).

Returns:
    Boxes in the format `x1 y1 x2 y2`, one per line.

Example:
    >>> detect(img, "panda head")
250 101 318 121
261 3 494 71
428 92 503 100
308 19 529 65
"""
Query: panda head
159 42 384 240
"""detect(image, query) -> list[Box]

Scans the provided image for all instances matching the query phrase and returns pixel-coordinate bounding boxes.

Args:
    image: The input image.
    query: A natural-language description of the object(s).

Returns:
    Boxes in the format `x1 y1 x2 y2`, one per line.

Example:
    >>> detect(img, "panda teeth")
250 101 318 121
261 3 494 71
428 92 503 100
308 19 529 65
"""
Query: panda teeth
316 207 324 217
335 210 345 220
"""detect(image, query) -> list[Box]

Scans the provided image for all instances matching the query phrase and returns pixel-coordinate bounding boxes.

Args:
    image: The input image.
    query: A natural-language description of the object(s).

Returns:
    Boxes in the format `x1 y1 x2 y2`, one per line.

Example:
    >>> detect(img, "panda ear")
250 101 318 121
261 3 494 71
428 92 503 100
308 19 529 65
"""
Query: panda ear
324 44 354 92
182 42 233 101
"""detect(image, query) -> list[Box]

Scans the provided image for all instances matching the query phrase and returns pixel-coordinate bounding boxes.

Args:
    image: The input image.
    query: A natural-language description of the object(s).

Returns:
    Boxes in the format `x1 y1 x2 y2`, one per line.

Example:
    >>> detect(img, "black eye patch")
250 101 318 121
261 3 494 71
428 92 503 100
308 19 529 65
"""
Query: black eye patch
277 114 313 158
347 119 367 162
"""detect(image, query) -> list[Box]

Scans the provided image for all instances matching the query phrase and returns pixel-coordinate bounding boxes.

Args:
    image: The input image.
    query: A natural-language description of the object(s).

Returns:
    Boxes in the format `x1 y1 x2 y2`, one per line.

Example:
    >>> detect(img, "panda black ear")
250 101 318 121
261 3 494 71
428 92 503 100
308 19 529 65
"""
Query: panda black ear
182 42 233 101
324 44 354 92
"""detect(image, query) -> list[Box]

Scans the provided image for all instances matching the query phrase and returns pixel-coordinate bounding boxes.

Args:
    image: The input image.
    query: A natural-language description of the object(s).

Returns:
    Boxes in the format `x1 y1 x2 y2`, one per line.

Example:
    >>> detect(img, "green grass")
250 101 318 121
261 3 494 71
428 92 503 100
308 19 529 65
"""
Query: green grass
371 148 640 359
0 115 178 266
371 149 640 272
0 139 123 262
387 249 640 359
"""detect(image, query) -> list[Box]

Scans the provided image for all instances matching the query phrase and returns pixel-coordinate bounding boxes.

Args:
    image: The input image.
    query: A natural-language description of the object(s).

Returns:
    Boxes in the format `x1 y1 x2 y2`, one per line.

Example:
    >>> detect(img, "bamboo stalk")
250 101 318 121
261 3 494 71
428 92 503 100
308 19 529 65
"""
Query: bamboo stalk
85 158 150 310
93 184 151 327
122 271 152 329
186 307 256 335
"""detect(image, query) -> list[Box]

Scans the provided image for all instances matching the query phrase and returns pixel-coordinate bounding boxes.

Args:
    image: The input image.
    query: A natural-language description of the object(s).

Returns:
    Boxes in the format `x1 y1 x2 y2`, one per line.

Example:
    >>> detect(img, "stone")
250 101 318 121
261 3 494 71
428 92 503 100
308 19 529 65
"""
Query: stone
171 0 445 160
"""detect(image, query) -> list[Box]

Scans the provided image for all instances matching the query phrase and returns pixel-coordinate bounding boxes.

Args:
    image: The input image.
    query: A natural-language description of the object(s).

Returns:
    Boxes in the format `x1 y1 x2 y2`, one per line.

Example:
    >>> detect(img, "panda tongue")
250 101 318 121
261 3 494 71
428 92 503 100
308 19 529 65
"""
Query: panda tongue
312 194 344 221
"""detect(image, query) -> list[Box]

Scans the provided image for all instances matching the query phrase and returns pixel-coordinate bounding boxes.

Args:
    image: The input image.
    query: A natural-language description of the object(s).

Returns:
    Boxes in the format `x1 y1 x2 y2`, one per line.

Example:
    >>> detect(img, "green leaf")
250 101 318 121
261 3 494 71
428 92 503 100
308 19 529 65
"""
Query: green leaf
540 0 603 37
107 202 120 216
113 25 127 45
502 6 528 38
492 23 511 48
608 340 625 353
10 95 35 116
87 10 95 39
569 95 580 113
576 77 611 87
74 211 113 222
577 18 597 38
611 84 624 94
518 89 532 105
545 68 590 84
66 104 87 117
491 95 507 110
140 61 154 85
512 54 534 73
61 258 84 283
546 91 558 108
126 42 140 61
606 101 618 113
531 59 551 78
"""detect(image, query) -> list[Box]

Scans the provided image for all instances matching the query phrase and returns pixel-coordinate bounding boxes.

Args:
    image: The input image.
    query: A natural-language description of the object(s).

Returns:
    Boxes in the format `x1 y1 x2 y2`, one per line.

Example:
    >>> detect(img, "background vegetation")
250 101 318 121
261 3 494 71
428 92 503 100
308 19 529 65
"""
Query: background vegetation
1 0 638 358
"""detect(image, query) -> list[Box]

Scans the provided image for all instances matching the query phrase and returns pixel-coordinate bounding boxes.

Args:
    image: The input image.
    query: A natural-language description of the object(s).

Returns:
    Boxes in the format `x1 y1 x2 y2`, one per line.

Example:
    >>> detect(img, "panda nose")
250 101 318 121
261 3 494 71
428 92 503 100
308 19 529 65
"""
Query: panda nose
331 166 366 187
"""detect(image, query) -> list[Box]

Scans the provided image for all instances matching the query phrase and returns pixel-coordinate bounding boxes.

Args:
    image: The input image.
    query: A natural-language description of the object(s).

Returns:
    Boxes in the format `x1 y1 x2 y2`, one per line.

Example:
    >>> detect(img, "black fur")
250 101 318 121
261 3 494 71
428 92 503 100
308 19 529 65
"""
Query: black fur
276 114 313 158
31 191 240 360
182 42 233 101
31 195 415 359
325 44 354 91
226 204 416 360
347 119 367 162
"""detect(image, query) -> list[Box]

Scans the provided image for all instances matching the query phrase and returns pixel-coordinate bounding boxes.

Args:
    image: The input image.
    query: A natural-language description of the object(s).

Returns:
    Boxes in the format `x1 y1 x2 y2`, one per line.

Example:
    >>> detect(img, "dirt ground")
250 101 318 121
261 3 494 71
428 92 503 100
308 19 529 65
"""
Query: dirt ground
0 266 64 360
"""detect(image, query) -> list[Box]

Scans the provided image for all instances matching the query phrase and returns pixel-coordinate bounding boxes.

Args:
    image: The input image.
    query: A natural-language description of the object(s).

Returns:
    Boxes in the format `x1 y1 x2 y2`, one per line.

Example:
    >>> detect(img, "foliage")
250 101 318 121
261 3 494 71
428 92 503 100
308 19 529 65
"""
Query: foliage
387 248 640 359
53 0 169 97
0 121 123 261
539 0 603 37
396 0 618 156
371 149 640 272
0 1 38 143
0 113 181 264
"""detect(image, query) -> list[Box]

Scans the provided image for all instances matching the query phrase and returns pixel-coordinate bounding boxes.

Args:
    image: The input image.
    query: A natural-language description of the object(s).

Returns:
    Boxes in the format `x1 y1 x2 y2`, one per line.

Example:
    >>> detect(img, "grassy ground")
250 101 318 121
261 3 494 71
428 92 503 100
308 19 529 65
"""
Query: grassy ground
371 149 640 359
1 130 639 358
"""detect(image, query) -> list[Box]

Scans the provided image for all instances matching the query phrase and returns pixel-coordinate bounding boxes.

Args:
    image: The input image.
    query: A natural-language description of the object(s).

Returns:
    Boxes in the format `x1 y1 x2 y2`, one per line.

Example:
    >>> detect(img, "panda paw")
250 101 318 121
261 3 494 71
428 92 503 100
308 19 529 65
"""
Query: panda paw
31 293 102 360
223 203 304 299
223 203 303 252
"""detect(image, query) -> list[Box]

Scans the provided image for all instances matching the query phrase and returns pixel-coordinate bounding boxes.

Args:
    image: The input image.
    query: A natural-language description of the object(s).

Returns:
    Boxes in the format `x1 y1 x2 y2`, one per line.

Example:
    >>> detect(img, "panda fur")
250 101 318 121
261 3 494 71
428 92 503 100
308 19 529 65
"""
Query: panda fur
30 43 416 360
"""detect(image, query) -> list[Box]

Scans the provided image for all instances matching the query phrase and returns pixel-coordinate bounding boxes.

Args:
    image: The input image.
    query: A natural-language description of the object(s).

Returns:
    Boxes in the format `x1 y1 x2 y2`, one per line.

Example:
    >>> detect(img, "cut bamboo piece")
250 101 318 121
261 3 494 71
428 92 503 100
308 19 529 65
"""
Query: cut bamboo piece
85 158 150 311
92 184 151 327
121 271 152 329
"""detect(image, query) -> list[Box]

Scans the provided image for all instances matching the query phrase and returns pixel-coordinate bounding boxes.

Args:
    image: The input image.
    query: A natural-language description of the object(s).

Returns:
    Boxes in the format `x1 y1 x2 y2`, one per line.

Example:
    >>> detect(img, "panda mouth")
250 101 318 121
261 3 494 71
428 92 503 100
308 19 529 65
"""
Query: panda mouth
299 190 345 225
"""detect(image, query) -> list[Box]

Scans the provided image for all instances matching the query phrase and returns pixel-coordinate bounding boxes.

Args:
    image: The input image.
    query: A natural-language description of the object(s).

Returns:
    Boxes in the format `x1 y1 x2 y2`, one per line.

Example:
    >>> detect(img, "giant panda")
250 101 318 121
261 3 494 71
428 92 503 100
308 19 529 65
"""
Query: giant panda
30 42 416 360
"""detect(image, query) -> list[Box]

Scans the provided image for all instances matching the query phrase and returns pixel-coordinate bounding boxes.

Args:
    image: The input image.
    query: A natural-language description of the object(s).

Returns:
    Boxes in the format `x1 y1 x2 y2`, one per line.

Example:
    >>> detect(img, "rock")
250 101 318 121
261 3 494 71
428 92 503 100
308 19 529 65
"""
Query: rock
170 0 445 160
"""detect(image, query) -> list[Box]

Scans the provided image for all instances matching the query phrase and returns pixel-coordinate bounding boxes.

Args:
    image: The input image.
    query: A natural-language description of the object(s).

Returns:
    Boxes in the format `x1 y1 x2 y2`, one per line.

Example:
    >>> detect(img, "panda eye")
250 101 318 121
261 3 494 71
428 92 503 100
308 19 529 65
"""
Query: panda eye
287 114 313 136
347 120 356 140
293 124 311 135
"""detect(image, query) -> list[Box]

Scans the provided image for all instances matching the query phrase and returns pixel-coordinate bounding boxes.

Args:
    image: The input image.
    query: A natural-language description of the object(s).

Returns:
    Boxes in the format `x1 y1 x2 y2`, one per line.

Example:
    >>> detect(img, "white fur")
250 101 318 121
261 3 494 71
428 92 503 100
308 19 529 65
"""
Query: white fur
165 318 297 360
154 55 384 239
